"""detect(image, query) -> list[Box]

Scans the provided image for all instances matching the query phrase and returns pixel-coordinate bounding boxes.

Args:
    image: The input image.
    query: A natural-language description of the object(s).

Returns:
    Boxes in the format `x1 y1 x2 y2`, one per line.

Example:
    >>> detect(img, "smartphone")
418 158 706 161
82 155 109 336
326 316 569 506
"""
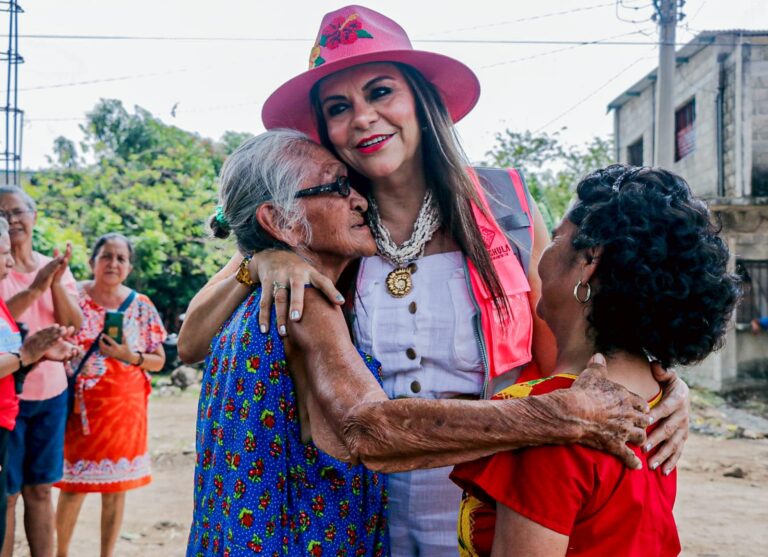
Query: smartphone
103 311 124 344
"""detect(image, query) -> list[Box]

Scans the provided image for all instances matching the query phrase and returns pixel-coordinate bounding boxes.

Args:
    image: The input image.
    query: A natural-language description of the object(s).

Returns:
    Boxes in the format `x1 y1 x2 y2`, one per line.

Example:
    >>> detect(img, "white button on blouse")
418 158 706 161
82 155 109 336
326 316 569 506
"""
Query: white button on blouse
352 252 484 400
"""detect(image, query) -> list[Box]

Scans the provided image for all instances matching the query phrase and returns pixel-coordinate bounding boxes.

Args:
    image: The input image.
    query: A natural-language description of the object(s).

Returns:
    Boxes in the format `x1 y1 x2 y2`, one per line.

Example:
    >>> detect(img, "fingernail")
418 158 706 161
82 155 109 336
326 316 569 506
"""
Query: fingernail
290 310 300 321
279 325 286 336
648 416 654 424
645 443 652 453
259 324 267 334
650 461 659 470
335 294 345 303
664 468 672 476
590 352 606 365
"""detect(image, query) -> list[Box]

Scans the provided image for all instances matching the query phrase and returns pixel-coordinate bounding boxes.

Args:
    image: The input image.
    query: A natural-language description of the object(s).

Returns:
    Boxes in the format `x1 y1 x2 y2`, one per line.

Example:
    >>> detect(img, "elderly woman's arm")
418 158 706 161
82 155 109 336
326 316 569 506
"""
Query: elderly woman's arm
287 289 650 473
178 251 343 364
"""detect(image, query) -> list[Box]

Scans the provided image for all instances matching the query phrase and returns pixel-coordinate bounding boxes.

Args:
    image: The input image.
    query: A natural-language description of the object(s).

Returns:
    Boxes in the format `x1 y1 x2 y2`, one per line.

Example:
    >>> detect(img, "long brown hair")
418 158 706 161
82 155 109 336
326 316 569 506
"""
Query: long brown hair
311 62 510 319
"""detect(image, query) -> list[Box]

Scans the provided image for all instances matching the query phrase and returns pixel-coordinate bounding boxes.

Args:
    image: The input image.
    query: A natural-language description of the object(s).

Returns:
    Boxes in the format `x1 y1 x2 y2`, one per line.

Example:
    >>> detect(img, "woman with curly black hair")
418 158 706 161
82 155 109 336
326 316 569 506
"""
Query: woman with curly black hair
451 164 740 557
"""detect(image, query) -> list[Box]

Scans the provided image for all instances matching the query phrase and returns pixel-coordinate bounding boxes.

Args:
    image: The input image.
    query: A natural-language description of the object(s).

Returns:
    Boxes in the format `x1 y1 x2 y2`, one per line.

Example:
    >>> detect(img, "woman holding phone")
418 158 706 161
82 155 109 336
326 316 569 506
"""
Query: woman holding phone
55 233 167 557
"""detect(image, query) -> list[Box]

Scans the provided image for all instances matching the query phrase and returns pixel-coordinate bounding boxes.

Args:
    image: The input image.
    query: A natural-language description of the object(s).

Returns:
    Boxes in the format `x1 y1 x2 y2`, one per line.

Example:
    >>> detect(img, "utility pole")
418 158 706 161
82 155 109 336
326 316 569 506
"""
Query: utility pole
0 1 23 185
653 0 678 168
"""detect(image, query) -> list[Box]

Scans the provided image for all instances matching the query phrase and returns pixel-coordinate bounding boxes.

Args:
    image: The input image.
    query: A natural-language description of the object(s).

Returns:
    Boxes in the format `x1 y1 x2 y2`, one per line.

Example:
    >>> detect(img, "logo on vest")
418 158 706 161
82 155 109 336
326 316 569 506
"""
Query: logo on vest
480 226 495 249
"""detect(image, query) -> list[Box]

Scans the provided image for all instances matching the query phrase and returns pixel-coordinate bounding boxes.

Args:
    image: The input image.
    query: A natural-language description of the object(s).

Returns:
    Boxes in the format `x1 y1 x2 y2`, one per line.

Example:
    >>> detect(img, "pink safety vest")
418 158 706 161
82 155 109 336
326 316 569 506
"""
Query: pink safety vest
465 168 540 393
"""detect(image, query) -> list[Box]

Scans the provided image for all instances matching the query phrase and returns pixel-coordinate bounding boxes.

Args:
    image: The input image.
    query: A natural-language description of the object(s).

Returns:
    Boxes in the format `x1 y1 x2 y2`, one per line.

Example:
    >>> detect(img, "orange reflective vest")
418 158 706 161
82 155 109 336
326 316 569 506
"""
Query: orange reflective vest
466 168 540 396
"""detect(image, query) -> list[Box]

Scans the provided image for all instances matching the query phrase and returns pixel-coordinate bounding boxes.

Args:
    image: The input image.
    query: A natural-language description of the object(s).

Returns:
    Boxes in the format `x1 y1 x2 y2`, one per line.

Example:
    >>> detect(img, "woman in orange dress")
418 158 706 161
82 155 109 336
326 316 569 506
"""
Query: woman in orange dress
55 233 167 557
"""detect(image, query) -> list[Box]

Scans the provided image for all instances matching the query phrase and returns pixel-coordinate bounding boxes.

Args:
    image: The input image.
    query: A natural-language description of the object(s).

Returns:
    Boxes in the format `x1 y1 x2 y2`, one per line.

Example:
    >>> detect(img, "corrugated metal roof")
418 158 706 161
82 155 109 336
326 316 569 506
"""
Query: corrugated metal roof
607 30 768 112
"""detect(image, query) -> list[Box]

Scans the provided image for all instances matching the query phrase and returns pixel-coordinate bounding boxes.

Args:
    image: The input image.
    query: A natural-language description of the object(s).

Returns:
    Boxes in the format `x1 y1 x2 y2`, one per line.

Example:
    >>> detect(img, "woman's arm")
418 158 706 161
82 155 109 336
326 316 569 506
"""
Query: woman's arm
51 282 83 330
177 253 250 363
289 289 650 473
98 336 166 372
5 257 60 319
527 199 558 374
177 250 344 364
492 504 568 557
50 244 83 329
0 325 78 379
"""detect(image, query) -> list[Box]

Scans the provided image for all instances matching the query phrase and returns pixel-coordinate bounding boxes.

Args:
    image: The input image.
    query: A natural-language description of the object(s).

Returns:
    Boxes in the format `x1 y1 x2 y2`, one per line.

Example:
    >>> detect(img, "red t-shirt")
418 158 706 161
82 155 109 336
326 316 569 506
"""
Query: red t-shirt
450 374 680 557
0 298 21 431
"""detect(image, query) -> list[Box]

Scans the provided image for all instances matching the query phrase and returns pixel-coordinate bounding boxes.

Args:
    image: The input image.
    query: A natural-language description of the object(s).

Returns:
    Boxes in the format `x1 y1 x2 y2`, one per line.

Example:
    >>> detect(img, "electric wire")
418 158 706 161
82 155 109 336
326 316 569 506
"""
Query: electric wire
479 29 652 70
427 2 616 36
534 48 657 133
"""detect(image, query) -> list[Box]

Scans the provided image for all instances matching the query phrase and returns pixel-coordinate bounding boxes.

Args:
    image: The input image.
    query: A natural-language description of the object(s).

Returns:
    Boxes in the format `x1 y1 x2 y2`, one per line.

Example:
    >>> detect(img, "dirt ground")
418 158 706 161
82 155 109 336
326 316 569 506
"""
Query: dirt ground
7 386 768 557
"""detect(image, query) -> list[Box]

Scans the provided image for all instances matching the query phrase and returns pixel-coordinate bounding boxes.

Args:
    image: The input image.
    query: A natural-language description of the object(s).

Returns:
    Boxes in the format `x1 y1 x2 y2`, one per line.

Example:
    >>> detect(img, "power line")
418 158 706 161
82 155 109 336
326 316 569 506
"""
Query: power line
13 30 656 96
9 33 757 47
534 48 656 133
9 66 192 93
479 29 652 70
615 0 656 24
428 2 616 36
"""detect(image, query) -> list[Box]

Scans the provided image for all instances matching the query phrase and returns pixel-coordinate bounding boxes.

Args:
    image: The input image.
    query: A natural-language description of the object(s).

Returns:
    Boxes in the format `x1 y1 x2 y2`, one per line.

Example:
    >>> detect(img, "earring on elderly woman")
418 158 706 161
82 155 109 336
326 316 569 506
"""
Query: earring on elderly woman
573 280 592 303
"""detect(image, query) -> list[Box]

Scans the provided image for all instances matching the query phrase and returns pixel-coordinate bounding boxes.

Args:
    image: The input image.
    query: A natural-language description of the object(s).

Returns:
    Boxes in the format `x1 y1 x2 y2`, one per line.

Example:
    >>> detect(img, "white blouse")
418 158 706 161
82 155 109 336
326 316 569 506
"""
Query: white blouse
352 252 484 400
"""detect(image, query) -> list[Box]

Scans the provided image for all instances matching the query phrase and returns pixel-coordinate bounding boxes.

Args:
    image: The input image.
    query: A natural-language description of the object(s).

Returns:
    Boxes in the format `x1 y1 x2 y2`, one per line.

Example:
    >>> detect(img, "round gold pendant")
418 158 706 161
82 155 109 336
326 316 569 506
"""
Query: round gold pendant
386 268 412 298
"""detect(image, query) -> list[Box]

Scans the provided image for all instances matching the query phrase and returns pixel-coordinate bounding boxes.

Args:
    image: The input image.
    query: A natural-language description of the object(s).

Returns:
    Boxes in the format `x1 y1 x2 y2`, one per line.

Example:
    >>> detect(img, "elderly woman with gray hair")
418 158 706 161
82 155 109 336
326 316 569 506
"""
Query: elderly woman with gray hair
188 129 650 556
0 186 83 557
0 216 78 551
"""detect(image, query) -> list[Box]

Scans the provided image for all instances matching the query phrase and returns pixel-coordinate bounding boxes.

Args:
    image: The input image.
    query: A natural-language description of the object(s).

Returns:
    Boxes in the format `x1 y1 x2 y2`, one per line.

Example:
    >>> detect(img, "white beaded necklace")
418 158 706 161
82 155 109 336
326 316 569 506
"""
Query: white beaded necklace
367 190 442 297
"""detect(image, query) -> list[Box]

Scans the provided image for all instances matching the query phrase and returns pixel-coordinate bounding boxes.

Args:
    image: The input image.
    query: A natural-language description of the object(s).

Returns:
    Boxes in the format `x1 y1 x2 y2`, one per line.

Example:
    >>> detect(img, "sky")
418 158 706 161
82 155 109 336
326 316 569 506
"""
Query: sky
7 0 768 170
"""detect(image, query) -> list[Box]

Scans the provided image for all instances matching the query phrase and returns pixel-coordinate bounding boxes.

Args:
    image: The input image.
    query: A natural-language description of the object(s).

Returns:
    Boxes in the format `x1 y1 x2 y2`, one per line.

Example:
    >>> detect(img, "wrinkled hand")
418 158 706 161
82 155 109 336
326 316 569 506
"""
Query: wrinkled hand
51 243 73 284
99 335 134 364
20 325 76 365
645 364 690 475
565 353 651 469
252 250 344 337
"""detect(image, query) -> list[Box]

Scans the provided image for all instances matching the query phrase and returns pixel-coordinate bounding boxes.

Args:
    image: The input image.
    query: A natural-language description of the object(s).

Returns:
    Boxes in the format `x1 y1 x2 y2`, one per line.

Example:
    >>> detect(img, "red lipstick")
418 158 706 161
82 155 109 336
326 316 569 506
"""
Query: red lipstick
356 134 393 154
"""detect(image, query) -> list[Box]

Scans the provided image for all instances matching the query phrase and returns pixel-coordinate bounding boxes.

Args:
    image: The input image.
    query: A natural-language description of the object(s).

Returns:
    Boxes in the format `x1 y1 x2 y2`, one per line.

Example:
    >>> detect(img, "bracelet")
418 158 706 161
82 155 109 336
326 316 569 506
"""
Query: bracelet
135 351 144 367
235 255 258 288
9 352 23 372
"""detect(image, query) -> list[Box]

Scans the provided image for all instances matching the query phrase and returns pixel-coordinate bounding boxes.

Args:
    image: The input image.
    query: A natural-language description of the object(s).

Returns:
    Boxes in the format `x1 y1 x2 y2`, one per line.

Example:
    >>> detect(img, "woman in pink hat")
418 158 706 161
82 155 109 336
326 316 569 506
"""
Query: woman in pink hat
179 5 690 555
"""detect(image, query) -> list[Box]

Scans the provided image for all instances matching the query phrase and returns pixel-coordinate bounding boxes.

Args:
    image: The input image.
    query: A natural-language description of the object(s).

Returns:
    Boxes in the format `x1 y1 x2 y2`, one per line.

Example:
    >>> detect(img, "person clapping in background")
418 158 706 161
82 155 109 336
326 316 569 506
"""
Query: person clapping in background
0 186 83 557
0 215 79 550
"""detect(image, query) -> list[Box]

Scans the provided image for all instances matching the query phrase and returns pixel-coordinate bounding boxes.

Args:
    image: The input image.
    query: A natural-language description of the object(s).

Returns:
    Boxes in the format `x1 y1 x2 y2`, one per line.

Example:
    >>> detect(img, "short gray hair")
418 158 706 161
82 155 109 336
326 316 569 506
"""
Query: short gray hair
0 217 8 237
211 129 317 254
0 185 36 212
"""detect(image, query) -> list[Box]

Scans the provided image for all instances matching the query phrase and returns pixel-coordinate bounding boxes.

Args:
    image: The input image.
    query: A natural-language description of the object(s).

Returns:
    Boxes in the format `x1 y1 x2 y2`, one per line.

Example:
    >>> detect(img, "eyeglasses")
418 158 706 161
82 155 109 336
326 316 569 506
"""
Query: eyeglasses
0 209 34 221
295 176 351 199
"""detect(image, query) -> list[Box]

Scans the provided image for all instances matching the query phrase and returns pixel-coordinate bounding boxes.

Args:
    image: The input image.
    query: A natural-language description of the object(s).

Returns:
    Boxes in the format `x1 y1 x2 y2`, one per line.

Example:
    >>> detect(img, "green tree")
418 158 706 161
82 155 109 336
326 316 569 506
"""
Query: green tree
49 136 79 168
28 99 246 329
484 130 614 230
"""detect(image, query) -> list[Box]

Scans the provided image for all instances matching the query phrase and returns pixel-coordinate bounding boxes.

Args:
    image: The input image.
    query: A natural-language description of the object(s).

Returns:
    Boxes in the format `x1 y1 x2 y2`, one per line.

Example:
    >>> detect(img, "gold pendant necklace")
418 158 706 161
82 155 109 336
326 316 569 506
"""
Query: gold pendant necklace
385 267 413 297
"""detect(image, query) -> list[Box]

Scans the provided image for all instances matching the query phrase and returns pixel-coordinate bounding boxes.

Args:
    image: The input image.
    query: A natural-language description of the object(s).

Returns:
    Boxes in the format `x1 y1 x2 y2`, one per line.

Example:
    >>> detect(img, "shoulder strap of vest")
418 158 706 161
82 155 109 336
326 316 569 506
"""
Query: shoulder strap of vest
473 167 534 276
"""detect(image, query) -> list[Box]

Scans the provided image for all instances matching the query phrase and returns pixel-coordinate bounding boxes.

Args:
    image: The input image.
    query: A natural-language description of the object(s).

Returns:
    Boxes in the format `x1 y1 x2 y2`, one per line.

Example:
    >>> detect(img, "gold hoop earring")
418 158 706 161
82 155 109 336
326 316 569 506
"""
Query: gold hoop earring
573 280 592 303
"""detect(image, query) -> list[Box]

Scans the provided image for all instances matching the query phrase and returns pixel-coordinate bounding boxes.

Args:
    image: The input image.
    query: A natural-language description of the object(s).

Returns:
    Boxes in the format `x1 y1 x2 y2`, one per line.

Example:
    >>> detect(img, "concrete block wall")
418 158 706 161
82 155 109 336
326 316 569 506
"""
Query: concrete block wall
749 37 768 196
668 45 719 196
723 59 738 197
615 87 655 166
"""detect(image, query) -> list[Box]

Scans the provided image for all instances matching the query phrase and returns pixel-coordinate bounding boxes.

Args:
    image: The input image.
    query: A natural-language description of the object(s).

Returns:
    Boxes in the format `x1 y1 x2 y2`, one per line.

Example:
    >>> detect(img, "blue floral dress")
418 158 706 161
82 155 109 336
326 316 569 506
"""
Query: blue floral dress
188 289 389 557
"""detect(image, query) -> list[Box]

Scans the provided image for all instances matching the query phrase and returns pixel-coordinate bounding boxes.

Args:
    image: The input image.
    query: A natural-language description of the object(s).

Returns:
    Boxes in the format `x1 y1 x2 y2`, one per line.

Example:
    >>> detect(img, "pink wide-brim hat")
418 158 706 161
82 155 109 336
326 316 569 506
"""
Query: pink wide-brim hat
261 5 481 140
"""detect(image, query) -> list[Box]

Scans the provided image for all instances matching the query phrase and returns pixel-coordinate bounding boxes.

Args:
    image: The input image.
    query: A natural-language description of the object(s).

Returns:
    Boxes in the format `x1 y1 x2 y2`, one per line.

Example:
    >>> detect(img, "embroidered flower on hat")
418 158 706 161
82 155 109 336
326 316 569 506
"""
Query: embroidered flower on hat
310 13 373 68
